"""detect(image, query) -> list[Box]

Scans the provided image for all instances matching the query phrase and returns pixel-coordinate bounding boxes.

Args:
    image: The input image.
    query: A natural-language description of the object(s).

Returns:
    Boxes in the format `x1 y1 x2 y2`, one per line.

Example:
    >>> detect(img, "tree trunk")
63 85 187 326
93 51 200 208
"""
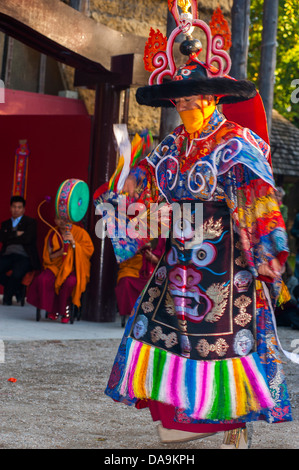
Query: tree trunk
258 0 279 135
230 0 251 80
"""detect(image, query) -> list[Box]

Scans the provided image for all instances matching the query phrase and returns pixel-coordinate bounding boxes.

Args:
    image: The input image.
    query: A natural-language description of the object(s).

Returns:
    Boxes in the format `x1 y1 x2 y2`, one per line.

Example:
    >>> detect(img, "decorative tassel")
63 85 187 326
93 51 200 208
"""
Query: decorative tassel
12 140 30 199
134 344 150 397
118 338 275 421
108 129 153 193
277 280 291 307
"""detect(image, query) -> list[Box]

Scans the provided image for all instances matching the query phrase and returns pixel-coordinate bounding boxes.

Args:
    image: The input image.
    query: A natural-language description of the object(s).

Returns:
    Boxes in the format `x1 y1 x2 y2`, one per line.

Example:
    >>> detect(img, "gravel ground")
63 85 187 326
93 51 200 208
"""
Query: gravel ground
0 326 298 450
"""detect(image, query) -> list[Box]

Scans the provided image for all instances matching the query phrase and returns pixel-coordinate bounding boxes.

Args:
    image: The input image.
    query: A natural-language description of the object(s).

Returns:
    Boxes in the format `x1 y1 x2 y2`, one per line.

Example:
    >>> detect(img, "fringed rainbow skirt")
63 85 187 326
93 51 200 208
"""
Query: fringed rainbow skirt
118 338 275 421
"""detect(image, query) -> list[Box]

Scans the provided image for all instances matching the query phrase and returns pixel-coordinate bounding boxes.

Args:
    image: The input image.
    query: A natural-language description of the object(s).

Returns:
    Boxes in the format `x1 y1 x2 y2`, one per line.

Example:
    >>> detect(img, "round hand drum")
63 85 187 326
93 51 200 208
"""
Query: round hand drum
55 179 90 223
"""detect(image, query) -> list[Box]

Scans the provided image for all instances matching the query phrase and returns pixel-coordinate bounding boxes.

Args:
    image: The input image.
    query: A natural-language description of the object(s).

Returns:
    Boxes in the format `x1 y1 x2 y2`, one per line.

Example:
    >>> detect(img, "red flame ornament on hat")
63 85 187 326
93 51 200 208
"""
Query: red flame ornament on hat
144 0 232 85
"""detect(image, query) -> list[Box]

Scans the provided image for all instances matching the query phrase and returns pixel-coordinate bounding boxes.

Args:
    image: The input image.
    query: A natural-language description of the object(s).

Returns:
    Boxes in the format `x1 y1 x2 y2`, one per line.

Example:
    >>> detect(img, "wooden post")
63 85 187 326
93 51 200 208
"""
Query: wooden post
258 0 279 134
38 53 47 93
82 82 120 322
230 0 251 80
74 55 136 322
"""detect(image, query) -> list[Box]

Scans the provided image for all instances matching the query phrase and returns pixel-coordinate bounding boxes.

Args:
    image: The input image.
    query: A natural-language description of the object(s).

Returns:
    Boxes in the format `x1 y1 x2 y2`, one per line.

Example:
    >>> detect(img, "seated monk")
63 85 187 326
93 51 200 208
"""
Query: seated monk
27 216 94 323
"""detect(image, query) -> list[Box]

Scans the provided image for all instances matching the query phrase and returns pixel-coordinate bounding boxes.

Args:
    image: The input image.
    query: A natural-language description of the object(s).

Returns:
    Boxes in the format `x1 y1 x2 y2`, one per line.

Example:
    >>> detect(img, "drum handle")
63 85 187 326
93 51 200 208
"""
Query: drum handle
37 199 65 247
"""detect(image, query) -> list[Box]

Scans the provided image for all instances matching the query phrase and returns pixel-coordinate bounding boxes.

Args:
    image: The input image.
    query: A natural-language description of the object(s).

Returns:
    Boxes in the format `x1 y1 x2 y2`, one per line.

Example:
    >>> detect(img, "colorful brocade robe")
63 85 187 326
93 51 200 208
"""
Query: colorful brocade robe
104 109 292 424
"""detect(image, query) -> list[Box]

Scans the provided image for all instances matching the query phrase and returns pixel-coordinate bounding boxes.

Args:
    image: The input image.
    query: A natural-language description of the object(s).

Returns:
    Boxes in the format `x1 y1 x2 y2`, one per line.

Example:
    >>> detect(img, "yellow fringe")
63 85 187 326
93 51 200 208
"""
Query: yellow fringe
133 344 150 398
232 358 247 417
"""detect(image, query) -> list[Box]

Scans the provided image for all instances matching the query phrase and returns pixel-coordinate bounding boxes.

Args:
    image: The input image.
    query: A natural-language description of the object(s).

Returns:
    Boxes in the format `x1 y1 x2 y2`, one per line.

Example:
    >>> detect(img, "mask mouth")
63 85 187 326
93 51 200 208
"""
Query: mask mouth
178 98 216 134
169 286 213 323
179 108 204 134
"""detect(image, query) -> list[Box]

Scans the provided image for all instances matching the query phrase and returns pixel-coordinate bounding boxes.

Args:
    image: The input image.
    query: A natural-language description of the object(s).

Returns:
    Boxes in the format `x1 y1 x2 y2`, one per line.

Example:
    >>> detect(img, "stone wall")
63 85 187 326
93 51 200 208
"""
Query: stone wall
86 0 233 136
90 0 233 35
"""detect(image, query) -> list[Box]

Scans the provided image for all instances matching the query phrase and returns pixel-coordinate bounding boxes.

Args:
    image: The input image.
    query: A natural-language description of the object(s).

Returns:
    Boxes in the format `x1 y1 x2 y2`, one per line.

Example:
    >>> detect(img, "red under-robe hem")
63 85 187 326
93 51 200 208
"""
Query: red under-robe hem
137 400 246 433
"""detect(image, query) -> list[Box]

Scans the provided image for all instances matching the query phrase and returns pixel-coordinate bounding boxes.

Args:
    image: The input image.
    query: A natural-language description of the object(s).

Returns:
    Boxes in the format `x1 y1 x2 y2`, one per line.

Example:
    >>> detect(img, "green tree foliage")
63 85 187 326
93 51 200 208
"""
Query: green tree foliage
248 0 299 126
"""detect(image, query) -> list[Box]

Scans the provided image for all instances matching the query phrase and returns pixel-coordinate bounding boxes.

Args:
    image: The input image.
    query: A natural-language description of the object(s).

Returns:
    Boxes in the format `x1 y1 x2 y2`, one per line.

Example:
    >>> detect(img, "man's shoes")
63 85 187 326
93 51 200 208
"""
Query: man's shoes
61 305 71 323
47 311 70 323
61 315 70 324
3 297 12 306
48 312 59 321
15 291 22 303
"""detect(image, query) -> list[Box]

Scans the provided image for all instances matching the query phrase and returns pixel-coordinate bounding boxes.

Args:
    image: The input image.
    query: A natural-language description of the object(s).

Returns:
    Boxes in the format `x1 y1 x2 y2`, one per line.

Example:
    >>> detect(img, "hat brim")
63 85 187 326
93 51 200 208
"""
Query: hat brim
136 78 257 107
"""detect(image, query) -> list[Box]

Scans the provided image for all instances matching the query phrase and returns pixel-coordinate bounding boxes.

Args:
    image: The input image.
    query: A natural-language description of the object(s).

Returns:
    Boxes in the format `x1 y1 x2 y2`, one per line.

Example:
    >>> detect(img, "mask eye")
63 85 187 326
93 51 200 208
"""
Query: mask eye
181 69 191 77
192 242 216 267
173 218 193 240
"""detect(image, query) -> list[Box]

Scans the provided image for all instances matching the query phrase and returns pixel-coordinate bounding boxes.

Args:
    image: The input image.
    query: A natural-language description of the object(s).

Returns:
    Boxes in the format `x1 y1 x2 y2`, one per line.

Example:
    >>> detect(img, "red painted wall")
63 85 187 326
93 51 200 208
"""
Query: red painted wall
0 92 91 263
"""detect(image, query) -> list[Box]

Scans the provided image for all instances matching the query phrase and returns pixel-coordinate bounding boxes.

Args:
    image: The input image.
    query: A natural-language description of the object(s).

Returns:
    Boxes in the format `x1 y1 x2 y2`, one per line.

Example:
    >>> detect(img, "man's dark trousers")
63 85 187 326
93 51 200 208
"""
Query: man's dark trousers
0 254 32 303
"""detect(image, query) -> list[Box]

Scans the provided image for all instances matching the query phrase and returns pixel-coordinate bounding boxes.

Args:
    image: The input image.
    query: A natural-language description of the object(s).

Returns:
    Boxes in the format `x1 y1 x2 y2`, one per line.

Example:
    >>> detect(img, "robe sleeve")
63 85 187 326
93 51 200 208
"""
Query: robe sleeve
222 163 289 301
42 229 63 276
71 226 94 307
234 164 288 274
51 225 93 307
93 152 167 264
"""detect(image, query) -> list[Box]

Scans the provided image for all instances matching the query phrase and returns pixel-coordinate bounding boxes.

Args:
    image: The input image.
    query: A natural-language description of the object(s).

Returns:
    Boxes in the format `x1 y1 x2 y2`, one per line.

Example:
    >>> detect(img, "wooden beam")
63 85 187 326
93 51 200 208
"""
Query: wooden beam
0 0 149 83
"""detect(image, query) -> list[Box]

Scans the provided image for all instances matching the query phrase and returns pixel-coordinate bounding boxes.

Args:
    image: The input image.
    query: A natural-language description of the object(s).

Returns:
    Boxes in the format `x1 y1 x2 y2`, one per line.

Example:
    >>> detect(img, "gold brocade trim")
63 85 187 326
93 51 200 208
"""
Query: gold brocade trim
165 291 175 315
203 217 223 240
234 312 252 327
205 282 230 322
196 338 229 357
141 287 161 314
235 253 248 268
151 326 178 348
234 295 252 327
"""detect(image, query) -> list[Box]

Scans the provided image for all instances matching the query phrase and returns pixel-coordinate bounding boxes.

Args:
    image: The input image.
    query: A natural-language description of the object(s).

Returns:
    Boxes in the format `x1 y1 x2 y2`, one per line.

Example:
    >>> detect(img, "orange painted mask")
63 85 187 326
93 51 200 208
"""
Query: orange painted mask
178 98 216 134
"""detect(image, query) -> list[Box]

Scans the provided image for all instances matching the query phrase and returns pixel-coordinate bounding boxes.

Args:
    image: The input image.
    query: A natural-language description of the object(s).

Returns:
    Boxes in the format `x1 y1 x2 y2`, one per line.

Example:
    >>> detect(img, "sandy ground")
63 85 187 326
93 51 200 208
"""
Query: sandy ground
0 326 298 450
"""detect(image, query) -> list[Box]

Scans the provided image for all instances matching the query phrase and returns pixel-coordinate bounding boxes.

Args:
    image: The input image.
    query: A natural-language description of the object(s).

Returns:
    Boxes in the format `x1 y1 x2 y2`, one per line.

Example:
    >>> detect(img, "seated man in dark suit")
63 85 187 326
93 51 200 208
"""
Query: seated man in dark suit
0 196 40 305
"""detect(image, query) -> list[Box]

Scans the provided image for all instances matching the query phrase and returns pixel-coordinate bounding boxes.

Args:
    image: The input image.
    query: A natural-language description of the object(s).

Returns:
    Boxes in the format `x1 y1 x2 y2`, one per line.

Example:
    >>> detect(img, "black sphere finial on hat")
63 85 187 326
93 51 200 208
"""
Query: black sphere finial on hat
179 37 202 58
